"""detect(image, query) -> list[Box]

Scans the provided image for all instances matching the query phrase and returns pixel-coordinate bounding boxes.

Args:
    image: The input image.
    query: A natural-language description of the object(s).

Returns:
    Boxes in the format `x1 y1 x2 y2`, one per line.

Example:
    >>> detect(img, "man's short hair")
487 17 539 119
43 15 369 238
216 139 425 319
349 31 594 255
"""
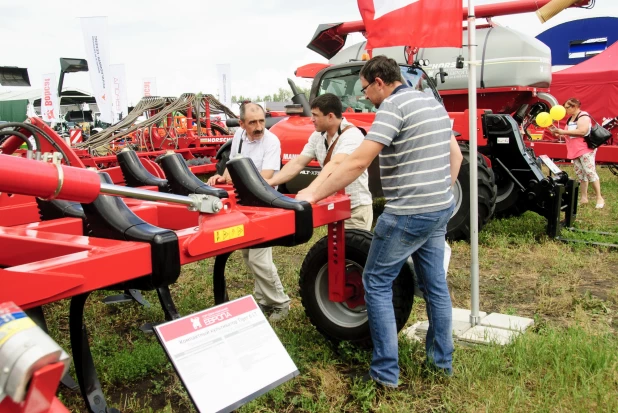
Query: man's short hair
360 55 402 85
239 102 265 121
310 93 343 118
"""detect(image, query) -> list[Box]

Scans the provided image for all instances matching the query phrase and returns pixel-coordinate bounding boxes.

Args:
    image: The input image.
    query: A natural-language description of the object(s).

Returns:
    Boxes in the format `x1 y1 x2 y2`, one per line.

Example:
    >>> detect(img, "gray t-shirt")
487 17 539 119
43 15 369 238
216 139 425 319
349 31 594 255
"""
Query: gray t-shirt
300 118 372 208
365 87 454 215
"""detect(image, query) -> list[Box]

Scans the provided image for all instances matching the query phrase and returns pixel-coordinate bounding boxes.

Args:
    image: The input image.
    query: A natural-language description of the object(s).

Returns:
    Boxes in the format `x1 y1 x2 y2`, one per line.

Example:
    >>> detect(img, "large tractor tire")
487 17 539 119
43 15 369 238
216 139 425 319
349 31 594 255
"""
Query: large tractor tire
299 229 415 348
447 147 497 241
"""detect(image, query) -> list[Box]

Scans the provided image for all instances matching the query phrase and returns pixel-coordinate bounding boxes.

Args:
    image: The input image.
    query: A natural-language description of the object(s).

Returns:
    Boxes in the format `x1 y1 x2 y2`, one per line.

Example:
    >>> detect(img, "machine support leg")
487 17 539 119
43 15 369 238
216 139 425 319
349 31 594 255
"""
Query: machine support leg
101 289 151 308
157 286 180 321
327 221 347 302
213 253 232 305
70 293 120 413
546 185 565 238
563 179 579 228
140 286 182 334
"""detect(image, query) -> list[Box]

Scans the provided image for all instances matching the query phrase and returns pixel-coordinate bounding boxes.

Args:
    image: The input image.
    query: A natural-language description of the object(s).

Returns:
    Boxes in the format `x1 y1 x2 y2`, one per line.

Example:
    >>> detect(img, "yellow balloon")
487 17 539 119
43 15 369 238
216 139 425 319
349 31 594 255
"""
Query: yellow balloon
550 105 566 121
536 112 553 128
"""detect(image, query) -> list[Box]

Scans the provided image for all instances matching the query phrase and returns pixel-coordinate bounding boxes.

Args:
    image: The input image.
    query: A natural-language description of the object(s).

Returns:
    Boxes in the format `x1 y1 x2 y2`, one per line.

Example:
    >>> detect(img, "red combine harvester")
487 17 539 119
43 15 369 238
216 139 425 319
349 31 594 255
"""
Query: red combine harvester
217 0 615 242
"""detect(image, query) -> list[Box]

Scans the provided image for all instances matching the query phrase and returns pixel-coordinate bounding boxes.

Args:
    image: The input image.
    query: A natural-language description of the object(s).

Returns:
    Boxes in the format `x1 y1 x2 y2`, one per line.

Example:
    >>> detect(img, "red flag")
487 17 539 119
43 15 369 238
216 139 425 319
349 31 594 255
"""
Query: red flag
357 0 463 49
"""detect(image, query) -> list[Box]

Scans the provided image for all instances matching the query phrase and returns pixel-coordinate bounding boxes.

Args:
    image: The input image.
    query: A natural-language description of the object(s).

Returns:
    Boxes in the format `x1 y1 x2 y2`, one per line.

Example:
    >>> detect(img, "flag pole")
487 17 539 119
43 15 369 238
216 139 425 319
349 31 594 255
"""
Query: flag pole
467 0 481 326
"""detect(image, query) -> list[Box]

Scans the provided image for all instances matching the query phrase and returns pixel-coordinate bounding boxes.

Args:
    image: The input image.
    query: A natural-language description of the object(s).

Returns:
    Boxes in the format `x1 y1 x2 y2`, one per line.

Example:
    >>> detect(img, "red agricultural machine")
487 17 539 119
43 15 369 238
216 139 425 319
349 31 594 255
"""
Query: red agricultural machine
216 0 615 242
0 129 418 412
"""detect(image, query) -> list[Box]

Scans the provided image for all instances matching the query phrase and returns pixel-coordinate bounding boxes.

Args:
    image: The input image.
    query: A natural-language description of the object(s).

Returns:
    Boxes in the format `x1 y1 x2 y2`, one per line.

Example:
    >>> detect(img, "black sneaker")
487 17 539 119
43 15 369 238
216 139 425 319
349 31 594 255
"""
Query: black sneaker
257 303 273 315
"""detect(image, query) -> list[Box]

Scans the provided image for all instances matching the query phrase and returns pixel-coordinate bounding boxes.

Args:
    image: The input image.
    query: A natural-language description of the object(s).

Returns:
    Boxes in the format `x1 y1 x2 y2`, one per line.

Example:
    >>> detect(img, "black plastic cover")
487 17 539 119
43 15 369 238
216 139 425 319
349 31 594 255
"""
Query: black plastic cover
226 157 313 246
81 172 180 289
159 153 228 198
117 150 169 193
36 199 88 235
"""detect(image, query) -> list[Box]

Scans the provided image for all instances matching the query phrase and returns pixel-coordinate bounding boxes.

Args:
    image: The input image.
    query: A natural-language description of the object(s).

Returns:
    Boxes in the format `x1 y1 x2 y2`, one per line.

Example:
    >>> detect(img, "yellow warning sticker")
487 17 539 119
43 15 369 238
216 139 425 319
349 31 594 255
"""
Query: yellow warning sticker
214 225 245 243
0 317 36 346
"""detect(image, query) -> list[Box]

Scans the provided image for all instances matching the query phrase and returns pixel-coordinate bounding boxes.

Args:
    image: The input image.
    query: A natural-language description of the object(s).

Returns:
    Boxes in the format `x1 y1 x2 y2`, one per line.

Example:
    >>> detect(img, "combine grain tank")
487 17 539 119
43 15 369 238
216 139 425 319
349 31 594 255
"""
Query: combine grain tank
330 26 551 90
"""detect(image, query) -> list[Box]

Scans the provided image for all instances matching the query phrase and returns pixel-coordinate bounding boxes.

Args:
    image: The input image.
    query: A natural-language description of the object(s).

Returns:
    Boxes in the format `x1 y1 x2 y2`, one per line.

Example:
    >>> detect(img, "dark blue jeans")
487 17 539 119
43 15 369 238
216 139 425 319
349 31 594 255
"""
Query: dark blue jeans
363 205 454 387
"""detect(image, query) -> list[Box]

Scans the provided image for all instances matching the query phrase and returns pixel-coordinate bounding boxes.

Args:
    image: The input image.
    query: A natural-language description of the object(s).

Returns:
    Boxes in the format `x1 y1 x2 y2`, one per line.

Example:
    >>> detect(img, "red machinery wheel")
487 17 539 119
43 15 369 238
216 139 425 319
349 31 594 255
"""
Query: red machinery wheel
299 229 415 348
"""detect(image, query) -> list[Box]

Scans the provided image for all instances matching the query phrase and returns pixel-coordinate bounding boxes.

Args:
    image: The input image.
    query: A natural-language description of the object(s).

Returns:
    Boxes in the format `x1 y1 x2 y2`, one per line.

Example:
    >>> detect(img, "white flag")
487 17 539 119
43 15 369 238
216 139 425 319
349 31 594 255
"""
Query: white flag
143 77 158 97
109 64 128 122
41 73 60 122
80 16 113 124
216 64 231 108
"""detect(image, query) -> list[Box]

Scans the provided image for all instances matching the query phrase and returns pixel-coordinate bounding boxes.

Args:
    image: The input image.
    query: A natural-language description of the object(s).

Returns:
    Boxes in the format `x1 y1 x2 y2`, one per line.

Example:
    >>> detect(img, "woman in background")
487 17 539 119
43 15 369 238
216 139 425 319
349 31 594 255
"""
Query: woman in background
549 98 604 209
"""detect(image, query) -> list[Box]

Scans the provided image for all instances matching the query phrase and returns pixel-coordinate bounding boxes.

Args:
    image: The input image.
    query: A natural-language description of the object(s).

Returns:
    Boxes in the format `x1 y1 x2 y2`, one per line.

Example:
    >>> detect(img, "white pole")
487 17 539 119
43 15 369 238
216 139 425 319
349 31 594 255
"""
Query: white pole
467 0 481 326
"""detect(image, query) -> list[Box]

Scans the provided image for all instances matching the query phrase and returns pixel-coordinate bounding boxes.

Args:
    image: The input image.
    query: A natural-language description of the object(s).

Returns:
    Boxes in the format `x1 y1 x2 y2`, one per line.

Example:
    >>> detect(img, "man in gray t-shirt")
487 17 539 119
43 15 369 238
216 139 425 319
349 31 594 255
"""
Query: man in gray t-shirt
298 56 463 387
267 93 373 230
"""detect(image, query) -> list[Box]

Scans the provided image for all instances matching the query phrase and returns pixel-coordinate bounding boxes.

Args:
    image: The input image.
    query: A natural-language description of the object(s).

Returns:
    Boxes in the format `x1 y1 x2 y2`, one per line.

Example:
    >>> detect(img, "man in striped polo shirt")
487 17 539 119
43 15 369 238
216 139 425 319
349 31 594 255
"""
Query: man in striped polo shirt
297 55 463 387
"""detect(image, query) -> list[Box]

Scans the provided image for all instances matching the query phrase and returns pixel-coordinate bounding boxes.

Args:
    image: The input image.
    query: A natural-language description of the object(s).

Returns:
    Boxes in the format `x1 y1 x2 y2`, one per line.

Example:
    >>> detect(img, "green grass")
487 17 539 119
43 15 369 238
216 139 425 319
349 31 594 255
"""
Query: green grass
45 167 618 412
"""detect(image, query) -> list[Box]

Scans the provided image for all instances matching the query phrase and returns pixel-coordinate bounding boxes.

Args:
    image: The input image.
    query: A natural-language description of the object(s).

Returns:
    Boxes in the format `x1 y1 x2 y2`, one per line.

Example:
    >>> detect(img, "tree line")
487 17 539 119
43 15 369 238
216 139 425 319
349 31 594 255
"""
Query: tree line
231 86 311 104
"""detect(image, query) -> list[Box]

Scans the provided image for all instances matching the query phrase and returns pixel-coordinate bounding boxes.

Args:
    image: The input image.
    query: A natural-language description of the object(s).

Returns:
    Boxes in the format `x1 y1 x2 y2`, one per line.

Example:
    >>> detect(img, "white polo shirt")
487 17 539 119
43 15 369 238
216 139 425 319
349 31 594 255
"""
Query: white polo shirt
300 117 372 208
230 128 281 172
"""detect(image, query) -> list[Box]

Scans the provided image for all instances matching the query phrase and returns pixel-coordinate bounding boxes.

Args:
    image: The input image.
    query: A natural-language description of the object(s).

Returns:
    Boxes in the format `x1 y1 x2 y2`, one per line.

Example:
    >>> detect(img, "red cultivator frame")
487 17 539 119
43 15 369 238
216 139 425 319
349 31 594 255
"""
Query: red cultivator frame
0 144 416 412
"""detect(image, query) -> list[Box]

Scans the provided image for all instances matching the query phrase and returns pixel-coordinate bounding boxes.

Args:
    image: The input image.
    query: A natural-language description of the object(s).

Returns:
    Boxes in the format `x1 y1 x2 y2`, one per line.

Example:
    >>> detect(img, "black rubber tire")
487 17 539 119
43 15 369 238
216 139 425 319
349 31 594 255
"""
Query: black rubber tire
447 147 497 241
299 229 415 348
216 149 230 175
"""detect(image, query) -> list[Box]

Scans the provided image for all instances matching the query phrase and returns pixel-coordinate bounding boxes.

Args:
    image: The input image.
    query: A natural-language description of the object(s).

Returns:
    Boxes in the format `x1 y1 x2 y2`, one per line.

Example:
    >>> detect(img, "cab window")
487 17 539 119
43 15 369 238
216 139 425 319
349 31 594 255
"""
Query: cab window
316 64 440 113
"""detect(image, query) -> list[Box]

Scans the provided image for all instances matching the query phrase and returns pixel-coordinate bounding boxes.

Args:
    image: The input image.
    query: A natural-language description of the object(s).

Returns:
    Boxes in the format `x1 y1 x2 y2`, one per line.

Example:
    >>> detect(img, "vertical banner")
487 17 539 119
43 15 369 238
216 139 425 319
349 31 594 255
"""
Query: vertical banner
216 63 232 108
80 16 113 124
109 64 128 122
143 77 158 97
41 73 60 122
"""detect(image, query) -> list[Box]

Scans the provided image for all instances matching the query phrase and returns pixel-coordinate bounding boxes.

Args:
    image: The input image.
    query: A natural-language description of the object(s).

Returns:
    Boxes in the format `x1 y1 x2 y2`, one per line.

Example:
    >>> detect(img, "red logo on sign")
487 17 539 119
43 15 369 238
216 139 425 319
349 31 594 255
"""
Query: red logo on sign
157 297 258 342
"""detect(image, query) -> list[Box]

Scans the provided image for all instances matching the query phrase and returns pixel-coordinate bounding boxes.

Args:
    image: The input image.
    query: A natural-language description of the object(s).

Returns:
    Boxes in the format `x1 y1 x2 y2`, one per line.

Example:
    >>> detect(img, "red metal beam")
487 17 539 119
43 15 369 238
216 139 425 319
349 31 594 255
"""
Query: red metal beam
0 193 351 309
527 141 618 163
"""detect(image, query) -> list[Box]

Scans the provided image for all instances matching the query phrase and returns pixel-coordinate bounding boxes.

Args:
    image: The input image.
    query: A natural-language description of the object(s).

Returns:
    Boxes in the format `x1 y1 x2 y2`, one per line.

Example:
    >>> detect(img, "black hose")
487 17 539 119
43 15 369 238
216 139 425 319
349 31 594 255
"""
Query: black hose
0 122 41 150
0 122 71 165
0 130 32 151
27 123 72 166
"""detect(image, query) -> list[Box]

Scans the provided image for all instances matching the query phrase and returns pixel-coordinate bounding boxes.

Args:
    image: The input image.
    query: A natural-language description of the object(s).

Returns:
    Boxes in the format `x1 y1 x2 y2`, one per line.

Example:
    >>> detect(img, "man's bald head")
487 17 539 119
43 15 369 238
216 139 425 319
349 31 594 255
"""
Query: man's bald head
239 103 265 121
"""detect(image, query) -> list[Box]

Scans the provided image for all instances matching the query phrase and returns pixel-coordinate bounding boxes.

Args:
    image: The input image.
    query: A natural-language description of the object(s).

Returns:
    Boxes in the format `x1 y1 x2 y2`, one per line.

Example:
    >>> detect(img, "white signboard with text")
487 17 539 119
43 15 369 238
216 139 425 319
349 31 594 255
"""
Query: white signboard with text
154 296 298 413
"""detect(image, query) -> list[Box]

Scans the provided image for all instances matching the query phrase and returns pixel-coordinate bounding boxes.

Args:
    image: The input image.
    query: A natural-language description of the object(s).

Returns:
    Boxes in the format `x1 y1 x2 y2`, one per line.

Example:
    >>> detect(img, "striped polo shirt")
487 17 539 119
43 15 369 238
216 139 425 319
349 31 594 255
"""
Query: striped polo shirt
365 86 454 215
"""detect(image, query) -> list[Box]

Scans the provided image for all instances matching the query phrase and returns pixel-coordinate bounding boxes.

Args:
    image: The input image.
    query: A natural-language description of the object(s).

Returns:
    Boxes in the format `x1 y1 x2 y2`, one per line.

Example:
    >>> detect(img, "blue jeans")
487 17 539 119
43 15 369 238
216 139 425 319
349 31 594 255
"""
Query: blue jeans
363 205 454 387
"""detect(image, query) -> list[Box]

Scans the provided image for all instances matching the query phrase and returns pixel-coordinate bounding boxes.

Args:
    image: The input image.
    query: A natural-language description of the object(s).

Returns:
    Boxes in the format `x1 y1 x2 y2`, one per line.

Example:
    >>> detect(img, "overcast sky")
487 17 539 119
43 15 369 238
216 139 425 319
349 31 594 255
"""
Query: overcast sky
1 0 616 105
